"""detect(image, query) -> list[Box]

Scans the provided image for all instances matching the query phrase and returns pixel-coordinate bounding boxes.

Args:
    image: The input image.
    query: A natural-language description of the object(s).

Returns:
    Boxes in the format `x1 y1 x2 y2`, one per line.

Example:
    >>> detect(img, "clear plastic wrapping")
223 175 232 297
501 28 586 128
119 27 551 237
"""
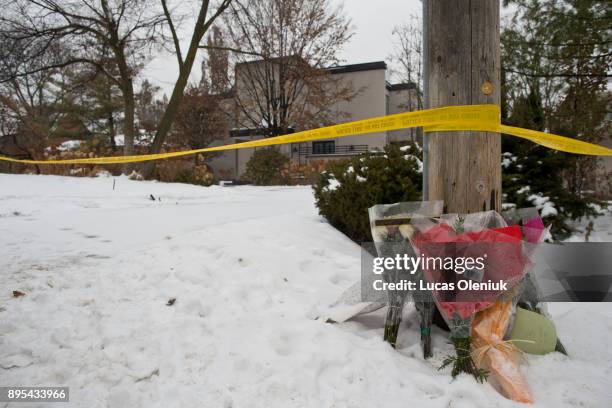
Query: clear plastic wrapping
408 210 536 380
502 207 567 355
368 201 443 354
471 288 533 403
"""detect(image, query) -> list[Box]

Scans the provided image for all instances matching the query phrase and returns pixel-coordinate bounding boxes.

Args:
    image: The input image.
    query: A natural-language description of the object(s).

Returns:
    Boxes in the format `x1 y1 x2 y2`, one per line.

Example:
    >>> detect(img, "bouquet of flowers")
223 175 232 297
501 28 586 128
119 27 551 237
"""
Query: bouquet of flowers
409 211 533 381
363 204 562 403
368 201 443 355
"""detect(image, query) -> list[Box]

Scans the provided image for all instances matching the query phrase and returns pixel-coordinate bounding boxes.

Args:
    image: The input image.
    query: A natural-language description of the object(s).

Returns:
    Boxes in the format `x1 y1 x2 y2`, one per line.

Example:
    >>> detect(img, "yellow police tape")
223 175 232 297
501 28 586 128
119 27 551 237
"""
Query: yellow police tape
0 104 610 165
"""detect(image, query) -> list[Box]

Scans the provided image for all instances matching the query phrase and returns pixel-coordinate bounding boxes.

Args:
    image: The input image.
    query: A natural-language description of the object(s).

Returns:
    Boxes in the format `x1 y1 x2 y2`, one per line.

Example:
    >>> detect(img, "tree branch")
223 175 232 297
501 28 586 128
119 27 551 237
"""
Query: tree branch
198 44 263 57
161 0 183 69
502 39 612 48
1 57 122 88
505 69 611 79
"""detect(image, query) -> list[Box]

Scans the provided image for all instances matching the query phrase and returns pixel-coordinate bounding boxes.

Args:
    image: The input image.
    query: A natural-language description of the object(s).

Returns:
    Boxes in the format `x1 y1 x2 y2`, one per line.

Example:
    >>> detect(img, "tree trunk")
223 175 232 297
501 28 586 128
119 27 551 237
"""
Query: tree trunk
113 43 136 166
141 1 221 179
140 68 189 178
108 111 116 151
120 81 136 175
121 80 136 157
425 0 501 213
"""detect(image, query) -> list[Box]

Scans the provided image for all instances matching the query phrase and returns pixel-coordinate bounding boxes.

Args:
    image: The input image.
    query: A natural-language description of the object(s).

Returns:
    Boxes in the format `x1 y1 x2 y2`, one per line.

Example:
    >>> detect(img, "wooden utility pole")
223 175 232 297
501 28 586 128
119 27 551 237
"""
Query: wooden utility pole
423 0 501 213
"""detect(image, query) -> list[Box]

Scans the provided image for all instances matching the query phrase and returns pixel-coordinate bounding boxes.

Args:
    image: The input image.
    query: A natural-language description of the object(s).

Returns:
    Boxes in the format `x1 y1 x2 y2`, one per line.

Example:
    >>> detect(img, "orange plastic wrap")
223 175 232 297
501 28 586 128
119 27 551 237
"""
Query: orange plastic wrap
472 301 534 404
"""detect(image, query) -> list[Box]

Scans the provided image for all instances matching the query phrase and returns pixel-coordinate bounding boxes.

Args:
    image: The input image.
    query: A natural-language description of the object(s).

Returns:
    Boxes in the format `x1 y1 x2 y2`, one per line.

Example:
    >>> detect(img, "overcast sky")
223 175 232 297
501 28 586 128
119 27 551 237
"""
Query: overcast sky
337 0 422 65
144 0 423 96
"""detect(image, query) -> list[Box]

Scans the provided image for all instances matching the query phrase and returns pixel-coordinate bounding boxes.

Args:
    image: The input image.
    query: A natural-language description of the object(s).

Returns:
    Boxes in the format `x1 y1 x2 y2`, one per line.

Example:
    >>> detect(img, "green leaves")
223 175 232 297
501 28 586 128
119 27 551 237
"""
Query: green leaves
241 147 290 186
439 337 489 383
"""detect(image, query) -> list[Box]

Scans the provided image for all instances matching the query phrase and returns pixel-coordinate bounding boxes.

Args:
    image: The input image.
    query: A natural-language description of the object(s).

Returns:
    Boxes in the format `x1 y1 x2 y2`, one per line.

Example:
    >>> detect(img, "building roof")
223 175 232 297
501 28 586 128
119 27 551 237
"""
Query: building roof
386 82 417 91
328 61 387 75
229 127 296 138
235 55 307 68
235 58 388 75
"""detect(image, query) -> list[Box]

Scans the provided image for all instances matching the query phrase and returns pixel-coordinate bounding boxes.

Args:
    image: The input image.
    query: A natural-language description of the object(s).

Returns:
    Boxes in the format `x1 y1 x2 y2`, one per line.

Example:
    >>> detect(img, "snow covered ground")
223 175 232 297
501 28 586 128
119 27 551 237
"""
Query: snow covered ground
1 174 611 408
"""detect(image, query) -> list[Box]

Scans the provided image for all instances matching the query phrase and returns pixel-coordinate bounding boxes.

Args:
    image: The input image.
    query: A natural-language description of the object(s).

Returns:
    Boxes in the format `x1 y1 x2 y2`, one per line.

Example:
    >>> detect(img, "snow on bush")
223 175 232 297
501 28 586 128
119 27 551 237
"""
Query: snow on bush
322 175 341 192
517 186 531 194
58 140 82 151
404 155 423 173
527 193 558 217
313 143 422 243
501 152 518 169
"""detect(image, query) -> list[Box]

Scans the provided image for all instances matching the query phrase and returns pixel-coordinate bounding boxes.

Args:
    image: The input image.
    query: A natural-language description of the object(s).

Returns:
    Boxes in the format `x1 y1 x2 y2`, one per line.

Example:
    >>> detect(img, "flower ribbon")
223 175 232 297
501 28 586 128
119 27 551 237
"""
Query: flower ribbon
471 337 535 367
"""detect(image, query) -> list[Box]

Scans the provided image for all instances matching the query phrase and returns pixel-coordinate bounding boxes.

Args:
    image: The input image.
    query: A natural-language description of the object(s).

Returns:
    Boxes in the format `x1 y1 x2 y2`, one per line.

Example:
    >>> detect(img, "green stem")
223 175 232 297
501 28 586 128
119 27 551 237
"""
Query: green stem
418 300 435 359
421 326 432 359
383 303 404 347
448 337 488 383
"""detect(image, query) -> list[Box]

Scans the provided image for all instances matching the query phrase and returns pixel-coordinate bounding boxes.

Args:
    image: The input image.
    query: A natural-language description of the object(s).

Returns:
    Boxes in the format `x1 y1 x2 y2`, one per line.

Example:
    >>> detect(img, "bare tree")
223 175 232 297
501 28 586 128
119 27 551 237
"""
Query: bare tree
390 14 423 111
0 73 57 166
211 0 356 136
170 83 228 150
0 0 168 157
206 26 230 94
1 0 232 178
142 0 232 178
0 43 72 167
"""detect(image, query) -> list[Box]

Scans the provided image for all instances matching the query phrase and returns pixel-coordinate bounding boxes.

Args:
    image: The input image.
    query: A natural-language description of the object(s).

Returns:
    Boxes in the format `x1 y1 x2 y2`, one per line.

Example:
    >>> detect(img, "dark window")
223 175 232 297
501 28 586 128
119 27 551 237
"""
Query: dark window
312 141 335 155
